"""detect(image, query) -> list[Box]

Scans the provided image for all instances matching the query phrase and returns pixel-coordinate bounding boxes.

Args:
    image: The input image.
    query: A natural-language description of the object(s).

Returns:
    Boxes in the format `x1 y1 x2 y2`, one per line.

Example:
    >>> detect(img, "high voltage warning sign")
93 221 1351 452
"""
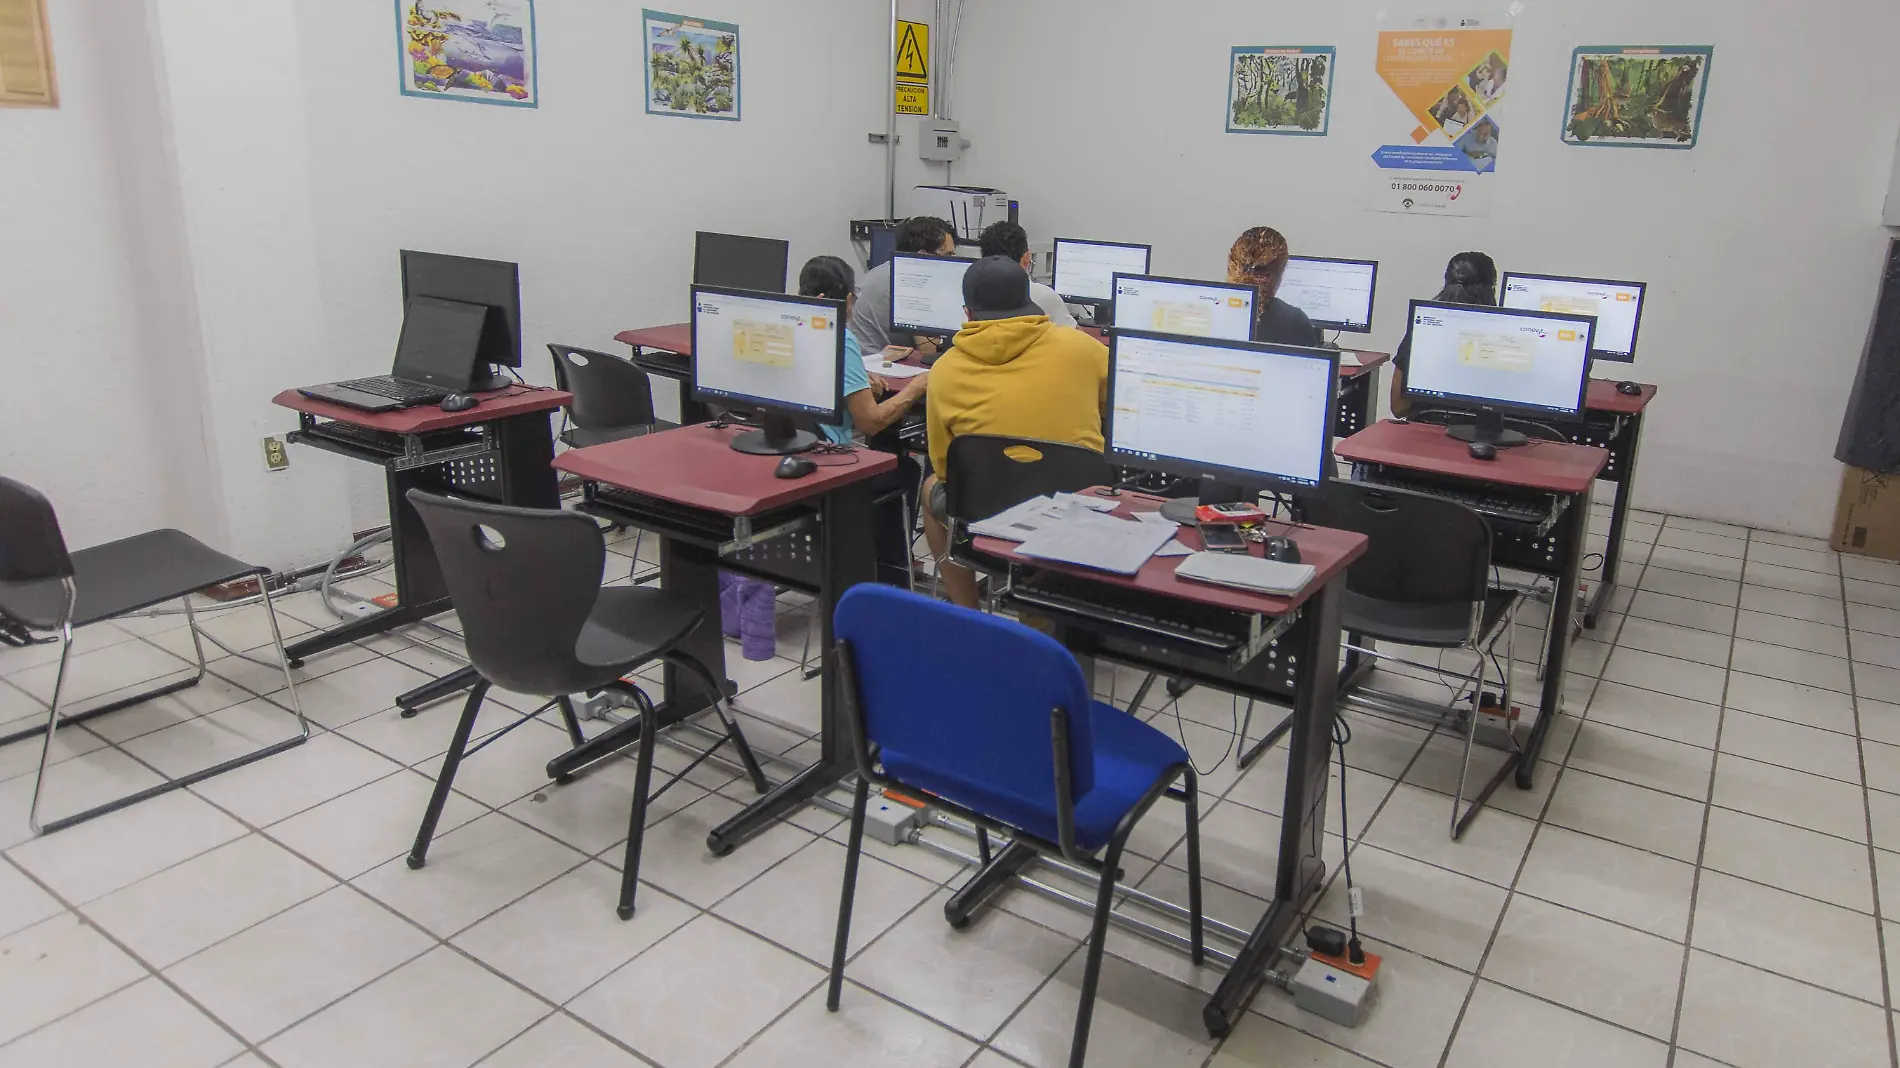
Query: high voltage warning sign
894 20 930 115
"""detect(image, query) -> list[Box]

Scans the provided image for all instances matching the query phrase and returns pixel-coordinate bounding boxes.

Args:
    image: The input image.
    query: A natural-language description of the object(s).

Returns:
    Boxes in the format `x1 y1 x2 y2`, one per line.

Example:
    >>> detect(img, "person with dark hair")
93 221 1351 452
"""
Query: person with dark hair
978 221 1077 327
850 216 958 355
797 254 927 444
1227 227 1324 347
1389 251 1498 416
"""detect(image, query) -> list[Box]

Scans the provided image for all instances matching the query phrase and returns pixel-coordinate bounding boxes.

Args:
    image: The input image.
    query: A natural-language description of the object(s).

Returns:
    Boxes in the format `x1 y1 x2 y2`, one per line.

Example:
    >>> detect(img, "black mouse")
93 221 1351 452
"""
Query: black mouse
1263 536 1302 564
1468 441 1498 461
439 393 479 413
1616 381 1643 396
775 456 817 480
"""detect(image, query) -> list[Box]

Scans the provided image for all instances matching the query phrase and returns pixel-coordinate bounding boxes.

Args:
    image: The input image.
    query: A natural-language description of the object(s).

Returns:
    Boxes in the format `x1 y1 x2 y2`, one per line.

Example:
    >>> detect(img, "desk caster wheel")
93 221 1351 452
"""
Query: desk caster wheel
399 707 421 719
945 910 972 931
1203 1006 1233 1040
1166 678 1192 699
554 774 575 785
286 658 305 670
1514 764 1535 790
617 904 635 921
406 855 425 870
706 831 735 857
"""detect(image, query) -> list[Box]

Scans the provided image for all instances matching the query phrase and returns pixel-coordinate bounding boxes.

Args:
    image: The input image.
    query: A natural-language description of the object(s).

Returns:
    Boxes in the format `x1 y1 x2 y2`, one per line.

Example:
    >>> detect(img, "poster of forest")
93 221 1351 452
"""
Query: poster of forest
644 10 740 121
1227 46 1334 135
1564 46 1713 148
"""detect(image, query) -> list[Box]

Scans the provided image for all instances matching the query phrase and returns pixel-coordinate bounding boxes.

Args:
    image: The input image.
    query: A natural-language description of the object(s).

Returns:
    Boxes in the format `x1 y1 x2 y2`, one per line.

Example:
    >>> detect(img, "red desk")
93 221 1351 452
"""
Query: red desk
1338 420 1607 817
554 423 895 853
615 323 707 424
273 387 569 683
982 489 1367 1035
1577 379 1660 626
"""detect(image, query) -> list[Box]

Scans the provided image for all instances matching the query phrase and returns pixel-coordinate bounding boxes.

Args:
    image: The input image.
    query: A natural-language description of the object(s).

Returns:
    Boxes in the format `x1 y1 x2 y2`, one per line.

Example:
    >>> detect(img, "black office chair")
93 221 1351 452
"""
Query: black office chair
1304 479 1526 838
0 476 308 835
940 435 1115 601
403 490 768 919
548 344 671 448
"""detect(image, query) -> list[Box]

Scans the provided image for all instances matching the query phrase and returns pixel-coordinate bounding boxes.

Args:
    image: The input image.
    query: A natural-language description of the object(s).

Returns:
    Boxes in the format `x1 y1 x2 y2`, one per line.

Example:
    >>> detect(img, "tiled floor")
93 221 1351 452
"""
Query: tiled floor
0 508 1897 1067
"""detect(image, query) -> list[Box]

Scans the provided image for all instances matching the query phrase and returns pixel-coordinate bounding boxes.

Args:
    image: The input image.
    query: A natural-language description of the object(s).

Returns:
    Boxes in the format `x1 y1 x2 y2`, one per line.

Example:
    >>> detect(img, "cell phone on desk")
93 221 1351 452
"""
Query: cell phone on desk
1199 523 1248 553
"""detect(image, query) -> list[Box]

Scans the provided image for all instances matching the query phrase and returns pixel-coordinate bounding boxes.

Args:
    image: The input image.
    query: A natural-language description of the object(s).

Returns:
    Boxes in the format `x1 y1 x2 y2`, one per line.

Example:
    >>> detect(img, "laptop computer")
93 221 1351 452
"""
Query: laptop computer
300 296 488 413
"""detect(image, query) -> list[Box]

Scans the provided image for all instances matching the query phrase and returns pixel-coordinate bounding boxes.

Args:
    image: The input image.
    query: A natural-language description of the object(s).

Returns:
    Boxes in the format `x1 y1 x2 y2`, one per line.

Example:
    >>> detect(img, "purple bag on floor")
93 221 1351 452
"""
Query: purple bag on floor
718 573 777 661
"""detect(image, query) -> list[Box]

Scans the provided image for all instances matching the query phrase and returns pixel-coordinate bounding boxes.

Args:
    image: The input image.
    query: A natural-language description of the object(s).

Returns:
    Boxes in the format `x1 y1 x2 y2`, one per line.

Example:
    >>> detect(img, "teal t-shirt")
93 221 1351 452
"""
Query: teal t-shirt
821 331 871 445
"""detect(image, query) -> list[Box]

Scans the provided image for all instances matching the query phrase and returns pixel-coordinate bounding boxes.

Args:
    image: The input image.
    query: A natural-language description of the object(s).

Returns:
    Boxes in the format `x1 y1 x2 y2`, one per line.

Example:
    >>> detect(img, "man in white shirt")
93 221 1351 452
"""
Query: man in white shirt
978 221 1078 328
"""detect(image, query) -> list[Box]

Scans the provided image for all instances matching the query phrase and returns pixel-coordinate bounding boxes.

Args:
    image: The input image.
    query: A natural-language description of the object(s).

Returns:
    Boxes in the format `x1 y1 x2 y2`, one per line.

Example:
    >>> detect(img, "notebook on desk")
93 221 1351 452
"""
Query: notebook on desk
1174 551 1315 596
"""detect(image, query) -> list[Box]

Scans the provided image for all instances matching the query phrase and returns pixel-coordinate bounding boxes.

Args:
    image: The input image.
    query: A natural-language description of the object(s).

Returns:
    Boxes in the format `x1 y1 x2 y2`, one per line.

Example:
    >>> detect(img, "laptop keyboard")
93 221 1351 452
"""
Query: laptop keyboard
334 376 448 403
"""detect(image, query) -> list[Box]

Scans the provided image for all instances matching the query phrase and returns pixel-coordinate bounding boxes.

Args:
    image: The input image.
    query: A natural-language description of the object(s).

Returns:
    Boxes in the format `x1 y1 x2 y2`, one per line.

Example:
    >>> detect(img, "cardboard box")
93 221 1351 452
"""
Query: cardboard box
1833 466 1900 559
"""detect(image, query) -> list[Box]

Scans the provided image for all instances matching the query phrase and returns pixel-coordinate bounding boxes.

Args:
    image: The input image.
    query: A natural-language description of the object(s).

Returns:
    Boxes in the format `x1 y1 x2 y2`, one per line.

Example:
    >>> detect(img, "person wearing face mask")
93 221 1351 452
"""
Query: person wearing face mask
1226 227 1324 348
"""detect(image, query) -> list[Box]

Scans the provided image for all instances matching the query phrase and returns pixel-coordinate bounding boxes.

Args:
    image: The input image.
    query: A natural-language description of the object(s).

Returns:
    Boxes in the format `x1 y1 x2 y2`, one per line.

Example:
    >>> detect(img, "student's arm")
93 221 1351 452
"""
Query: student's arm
1389 368 1412 417
845 374 928 437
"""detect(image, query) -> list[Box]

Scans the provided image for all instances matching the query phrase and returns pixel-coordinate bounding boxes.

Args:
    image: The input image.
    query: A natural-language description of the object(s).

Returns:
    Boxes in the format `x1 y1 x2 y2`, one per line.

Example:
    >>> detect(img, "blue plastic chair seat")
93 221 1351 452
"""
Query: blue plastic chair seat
883 699 1187 853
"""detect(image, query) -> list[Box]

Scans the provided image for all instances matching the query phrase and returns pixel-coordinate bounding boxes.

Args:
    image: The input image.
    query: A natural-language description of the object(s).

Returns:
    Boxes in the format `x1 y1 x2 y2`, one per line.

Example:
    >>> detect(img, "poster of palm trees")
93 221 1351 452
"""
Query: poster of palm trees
1563 46 1713 149
644 10 740 121
1227 46 1334 135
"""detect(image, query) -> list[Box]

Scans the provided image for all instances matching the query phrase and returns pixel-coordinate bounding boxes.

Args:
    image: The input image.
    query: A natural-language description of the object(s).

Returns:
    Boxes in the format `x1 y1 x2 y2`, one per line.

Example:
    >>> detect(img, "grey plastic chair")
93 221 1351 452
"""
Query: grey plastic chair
549 344 669 448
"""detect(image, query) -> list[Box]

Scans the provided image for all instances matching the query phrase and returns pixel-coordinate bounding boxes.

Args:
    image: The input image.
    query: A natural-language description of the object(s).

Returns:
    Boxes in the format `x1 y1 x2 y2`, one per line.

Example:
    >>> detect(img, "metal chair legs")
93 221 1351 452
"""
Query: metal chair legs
616 684 659 920
665 651 769 794
409 679 491 868
826 776 872 1011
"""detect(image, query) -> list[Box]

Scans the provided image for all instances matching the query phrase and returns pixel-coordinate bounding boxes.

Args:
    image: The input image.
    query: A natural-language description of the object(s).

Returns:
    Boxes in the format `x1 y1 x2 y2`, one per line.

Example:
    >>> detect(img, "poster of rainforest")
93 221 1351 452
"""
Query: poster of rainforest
400 0 536 107
1564 46 1713 148
644 10 741 121
1227 46 1334 135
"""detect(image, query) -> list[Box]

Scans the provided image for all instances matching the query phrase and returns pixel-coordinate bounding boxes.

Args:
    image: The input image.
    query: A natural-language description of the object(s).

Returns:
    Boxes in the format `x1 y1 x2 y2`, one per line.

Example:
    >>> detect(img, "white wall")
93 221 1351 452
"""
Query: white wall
942 0 1900 536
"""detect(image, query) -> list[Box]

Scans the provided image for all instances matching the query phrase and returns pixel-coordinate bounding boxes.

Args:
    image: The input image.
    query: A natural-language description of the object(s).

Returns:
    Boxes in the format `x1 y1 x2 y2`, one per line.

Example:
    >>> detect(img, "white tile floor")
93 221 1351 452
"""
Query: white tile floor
0 509 1898 1067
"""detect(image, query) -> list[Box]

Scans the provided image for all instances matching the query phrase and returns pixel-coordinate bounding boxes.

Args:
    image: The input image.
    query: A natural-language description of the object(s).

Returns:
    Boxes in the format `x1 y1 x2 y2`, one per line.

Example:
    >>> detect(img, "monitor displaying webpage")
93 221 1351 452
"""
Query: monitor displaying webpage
1111 334 1333 487
693 289 842 416
1279 257 1377 332
1501 274 1646 359
1112 276 1254 340
1405 303 1594 416
1054 240 1152 303
890 254 970 335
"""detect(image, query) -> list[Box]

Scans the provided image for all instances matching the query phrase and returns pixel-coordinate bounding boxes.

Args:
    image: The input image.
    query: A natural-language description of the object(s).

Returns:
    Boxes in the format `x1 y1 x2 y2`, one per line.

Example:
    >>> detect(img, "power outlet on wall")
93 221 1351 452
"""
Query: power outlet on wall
263 437 290 472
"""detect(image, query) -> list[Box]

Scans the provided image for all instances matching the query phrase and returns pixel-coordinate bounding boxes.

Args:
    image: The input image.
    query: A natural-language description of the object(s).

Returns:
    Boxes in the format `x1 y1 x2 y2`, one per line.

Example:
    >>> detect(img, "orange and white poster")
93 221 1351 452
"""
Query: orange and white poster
1366 19 1511 216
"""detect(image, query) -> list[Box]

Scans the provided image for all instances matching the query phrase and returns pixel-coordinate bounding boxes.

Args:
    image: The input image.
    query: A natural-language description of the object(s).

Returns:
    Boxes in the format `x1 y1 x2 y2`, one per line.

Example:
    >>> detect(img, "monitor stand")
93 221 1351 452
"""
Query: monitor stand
730 411 817 456
1444 406 1527 448
1159 479 1247 526
470 364 512 392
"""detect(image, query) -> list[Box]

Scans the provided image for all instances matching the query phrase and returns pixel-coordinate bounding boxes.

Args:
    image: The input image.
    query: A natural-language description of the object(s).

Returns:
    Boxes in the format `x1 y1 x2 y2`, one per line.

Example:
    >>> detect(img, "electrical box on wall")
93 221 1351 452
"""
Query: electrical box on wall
920 119 969 163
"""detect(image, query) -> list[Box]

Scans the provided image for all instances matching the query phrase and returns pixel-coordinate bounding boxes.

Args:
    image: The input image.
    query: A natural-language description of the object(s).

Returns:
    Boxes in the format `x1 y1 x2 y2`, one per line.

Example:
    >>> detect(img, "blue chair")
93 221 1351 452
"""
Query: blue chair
825 585 1203 1068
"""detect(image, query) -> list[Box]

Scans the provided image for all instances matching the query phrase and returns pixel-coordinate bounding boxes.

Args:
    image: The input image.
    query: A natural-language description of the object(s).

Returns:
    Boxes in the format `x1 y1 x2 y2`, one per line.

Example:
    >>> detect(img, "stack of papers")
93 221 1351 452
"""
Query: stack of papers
1013 508 1179 575
1174 552 1316 596
968 494 1120 542
863 353 928 379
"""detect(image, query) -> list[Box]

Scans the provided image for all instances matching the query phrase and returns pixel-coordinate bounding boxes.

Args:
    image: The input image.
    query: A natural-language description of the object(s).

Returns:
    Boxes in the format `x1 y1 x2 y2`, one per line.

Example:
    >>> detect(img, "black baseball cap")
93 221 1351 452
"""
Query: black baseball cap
962 256 1044 321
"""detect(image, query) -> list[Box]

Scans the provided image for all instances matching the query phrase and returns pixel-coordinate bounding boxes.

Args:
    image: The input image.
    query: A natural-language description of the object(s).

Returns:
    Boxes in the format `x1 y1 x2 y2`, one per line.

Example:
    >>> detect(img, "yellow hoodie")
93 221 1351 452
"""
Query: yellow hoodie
926 316 1109 477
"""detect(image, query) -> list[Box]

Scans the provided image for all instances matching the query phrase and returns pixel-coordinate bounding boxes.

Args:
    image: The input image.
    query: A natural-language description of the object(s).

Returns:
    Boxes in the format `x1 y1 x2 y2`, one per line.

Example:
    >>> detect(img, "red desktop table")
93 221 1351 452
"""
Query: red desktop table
1574 379 1659 626
273 386 569 697
978 491 1367 1037
553 422 896 854
1336 420 1608 812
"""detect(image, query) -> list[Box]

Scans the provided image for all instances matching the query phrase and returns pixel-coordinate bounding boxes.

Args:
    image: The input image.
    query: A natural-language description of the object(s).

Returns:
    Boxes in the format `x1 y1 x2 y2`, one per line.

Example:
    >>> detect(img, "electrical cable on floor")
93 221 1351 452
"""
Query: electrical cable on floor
1333 713 1366 965
321 529 396 620
1169 691 1242 777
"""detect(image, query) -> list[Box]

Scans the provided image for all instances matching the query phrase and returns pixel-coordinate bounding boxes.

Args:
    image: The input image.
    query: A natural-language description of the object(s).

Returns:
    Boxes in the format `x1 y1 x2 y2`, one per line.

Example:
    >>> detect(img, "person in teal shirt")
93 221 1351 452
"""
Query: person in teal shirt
797 255 928 444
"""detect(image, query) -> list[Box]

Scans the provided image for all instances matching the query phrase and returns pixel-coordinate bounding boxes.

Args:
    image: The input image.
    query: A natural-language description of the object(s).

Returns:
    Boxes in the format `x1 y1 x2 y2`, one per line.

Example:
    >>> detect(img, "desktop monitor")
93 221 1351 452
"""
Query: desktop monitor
691 285 846 455
1500 272 1648 363
400 250 521 389
1402 300 1597 446
889 253 971 338
1108 329 1338 523
1110 274 1255 340
1279 256 1379 333
867 225 899 271
1053 238 1153 311
694 232 791 293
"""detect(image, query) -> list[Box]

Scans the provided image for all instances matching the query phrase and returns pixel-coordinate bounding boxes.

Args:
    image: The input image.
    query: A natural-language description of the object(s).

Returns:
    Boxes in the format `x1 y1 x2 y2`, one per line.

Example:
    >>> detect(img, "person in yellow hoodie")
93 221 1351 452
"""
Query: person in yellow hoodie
923 256 1109 607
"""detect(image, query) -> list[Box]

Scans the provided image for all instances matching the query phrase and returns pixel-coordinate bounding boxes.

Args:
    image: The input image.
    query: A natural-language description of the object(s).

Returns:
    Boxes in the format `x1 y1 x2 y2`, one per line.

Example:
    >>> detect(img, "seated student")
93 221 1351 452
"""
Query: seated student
1389 251 1498 417
851 216 958 358
923 257 1109 608
1227 227 1324 347
977 221 1078 327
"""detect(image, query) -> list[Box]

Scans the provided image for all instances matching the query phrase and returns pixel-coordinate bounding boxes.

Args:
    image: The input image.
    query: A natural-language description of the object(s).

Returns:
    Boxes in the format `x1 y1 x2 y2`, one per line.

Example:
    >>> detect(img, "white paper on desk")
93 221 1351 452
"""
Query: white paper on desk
1052 492 1122 513
1014 509 1179 575
1134 510 1180 527
967 496 1067 541
1338 351 1363 367
863 354 928 379
1154 539 1193 557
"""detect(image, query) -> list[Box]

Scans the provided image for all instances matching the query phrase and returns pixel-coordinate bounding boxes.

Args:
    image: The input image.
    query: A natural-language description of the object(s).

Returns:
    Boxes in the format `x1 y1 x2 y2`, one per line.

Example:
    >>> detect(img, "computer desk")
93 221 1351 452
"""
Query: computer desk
976 492 1367 1037
273 388 568 705
553 423 895 855
1570 379 1660 627
1335 420 1608 817
614 323 710 424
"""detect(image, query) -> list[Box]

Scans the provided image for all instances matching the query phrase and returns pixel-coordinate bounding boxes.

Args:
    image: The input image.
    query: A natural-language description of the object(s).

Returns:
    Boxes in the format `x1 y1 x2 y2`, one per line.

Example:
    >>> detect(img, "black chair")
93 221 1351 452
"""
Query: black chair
1304 479 1526 838
403 490 768 919
0 477 307 835
940 435 1114 600
548 344 671 448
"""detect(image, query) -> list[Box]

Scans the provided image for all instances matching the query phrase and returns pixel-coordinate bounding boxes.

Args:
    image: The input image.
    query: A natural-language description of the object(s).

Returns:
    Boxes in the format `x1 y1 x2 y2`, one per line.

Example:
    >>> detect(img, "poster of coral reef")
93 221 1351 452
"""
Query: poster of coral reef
644 10 740 121
399 0 536 108
1563 46 1712 149
1226 47 1334 135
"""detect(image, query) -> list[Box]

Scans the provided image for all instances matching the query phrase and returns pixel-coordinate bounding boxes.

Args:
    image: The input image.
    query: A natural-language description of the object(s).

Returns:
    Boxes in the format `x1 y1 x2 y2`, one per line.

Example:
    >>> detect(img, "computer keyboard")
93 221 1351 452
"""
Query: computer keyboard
1012 571 1257 650
334 376 448 404
1355 472 1550 526
308 420 404 452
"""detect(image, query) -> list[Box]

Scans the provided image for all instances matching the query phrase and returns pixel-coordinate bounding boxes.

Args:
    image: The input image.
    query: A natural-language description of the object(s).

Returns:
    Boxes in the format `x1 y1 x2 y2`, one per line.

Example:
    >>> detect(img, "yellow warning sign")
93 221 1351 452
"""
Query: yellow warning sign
895 81 929 115
895 20 929 81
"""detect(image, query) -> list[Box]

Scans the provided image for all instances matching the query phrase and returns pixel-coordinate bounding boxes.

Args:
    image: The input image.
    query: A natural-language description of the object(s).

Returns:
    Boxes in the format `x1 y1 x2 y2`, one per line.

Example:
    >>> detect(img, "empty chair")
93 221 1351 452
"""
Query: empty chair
939 434 1114 601
825 585 1202 1068
549 344 669 448
403 489 768 919
0 476 307 834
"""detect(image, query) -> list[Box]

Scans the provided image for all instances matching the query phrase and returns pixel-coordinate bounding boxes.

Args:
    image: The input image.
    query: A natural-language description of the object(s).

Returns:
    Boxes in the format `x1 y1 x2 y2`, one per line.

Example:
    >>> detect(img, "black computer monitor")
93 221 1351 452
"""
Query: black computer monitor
691 285 846 455
401 250 522 390
1402 300 1598 446
1052 238 1152 321
1107 329 1338 524
1110 274 1256 340
868 225 899 271
1279 256 1380 333
1499 272 1648 363
694 232 791 293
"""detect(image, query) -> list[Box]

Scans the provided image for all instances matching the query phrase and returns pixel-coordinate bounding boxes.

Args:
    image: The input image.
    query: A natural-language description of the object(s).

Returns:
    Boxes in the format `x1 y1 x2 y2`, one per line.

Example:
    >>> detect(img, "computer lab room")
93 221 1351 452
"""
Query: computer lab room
5 0 1900 1066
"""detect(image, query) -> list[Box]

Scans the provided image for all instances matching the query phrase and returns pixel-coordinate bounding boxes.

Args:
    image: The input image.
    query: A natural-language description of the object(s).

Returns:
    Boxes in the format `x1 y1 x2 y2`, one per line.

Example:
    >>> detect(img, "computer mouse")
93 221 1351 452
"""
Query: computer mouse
774 456 818 480
1263 536 1302 564
439 393 479 413
1616 381 1643 396
1468 441 1498 461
